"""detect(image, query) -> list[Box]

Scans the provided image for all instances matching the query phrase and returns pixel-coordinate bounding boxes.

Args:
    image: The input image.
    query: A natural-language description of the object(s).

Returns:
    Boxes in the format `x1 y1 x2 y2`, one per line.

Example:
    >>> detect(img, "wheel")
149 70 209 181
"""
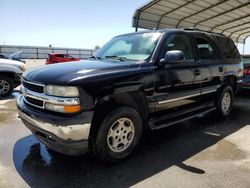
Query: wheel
216 85 234 117
0 76 13 97
91 107 143 162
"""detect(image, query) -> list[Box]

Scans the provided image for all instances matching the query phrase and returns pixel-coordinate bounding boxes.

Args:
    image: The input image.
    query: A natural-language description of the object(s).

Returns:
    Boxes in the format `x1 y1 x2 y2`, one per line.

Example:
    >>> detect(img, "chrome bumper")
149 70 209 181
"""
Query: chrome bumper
17 95 93 141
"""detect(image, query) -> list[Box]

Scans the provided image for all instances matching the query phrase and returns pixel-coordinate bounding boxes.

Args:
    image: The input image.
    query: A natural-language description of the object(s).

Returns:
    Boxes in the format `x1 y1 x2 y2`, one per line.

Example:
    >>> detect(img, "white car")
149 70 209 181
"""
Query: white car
0 58 26 97
0 51 25 63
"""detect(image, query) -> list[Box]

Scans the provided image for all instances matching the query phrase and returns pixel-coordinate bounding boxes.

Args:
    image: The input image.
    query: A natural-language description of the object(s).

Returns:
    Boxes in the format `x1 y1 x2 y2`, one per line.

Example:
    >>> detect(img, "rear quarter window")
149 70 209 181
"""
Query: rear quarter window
215 36 240 59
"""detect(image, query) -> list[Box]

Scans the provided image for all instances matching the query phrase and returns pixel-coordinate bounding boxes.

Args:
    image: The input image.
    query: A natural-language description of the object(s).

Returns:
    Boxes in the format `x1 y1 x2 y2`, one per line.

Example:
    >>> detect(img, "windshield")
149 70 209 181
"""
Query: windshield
95 32 162 62
10 51 22 58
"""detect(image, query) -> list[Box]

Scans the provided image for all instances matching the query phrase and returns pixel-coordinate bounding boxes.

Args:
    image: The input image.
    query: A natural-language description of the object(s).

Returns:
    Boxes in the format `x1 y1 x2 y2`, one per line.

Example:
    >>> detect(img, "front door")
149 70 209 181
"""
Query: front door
153 32 202 112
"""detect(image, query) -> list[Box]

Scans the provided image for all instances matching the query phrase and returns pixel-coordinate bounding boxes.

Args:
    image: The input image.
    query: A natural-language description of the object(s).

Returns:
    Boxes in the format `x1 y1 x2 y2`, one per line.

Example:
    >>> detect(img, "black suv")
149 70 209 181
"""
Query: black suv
17 29 243 162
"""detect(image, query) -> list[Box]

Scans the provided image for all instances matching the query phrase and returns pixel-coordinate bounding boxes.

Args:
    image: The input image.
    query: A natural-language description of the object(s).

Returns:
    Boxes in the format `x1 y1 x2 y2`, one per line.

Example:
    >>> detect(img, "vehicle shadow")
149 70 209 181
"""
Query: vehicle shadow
0 89 20 100
13 96 250 188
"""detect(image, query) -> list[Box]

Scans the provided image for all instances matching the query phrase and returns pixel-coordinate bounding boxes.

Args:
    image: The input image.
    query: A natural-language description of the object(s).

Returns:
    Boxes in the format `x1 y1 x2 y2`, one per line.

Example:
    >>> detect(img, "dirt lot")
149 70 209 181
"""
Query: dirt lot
0 61 250 187
23 59 46 70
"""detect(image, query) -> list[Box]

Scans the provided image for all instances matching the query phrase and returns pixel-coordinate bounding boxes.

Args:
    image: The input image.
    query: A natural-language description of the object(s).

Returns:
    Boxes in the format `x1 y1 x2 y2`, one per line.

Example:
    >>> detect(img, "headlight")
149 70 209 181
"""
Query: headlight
45 103 81 113
19 64 26 71
45 85 79 97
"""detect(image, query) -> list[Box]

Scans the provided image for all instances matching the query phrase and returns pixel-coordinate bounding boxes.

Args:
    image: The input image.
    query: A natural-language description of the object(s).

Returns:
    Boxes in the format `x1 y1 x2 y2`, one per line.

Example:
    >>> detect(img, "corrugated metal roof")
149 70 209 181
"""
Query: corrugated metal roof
133 0 250 43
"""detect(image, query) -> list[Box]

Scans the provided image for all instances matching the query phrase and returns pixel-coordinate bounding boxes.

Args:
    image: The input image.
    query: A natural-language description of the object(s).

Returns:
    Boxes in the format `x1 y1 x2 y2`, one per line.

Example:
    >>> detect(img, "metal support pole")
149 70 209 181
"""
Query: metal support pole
36 48 38 59
243 43 245 55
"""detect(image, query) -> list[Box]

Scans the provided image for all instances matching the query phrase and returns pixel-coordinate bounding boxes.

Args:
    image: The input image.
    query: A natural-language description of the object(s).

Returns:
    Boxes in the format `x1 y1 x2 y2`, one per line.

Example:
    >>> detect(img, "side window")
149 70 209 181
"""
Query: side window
215 36 240 59
196 37 216 60
55 54 64 58
163 34 194 60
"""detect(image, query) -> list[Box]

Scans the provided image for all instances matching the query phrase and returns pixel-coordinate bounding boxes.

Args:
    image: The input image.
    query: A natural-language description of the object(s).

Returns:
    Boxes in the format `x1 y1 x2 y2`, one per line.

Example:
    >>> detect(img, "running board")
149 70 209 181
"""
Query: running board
149 104 216 130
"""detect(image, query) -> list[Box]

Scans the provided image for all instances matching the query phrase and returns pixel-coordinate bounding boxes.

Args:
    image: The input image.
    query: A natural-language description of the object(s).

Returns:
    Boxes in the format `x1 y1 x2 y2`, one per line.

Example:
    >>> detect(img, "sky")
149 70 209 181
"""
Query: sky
0 0 147 49
0 0 250 54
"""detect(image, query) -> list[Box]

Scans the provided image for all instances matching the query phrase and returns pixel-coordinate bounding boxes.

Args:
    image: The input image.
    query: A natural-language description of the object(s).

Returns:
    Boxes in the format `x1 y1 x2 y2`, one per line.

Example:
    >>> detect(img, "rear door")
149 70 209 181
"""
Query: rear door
213 35 242 85
194 33 223 102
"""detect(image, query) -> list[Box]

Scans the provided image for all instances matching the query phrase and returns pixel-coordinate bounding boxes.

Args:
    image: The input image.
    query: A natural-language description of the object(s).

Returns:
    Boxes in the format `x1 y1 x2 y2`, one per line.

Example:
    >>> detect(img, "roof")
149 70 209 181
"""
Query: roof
133 0 250 43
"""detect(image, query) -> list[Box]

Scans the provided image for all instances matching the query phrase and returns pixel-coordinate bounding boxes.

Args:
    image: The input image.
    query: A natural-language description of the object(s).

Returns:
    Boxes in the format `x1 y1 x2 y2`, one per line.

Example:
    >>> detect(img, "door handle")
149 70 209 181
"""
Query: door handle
218 66 224 73
193 69 200 76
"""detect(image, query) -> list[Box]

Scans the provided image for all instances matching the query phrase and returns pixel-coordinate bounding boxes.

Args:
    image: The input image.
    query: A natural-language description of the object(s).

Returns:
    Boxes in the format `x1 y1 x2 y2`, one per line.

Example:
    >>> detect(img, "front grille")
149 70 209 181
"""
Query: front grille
25 96 43 107
23 80 44 93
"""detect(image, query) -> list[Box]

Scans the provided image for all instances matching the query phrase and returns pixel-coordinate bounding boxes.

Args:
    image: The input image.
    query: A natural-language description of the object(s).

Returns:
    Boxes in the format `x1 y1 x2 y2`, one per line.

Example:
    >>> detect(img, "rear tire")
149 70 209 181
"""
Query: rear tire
91 107 143 162
216 86 234 117
0 76 13 97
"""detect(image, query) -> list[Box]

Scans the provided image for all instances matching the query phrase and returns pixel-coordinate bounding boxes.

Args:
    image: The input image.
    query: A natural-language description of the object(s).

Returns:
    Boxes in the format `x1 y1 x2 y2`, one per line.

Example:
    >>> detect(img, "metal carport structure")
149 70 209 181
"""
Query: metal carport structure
133 0 250 47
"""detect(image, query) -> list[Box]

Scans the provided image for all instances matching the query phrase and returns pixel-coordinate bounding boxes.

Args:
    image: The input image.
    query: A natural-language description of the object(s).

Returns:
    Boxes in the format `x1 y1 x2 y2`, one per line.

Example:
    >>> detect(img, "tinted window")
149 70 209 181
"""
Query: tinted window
0 54 8 59
215 36 240 59
163 34 194 60
55 54 64 58
196 37 216 59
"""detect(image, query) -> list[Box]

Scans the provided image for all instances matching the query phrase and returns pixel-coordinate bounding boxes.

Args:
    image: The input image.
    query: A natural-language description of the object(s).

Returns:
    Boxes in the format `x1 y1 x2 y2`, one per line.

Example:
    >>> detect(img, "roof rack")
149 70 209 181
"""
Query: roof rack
182 27 225 36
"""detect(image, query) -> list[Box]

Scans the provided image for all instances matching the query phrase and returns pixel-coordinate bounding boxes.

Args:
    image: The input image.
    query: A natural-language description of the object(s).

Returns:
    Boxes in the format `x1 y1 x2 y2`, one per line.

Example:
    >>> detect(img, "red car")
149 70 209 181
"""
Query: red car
242 55 250 89
46 53 80 65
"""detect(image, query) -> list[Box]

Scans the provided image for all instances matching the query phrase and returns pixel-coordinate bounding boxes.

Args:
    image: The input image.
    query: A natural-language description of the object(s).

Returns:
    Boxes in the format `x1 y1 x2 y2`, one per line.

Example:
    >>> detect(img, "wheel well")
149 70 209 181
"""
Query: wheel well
223 76 237 94
90 92 149 138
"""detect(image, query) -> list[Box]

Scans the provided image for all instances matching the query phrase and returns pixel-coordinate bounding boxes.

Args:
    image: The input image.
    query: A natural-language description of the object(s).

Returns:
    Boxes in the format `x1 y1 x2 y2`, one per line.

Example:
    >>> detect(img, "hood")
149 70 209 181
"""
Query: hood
0 58 25 66
23 59 144 85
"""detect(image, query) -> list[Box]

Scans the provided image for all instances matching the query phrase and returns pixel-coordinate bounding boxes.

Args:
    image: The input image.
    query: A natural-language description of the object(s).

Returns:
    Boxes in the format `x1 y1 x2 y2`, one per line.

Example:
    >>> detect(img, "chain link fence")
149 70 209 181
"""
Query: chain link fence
0 45 96 59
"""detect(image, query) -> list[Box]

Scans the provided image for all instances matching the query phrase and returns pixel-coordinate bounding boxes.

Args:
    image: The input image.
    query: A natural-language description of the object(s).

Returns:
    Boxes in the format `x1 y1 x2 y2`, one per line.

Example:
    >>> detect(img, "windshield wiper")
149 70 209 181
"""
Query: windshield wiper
105 55 127 61
89 55 101 60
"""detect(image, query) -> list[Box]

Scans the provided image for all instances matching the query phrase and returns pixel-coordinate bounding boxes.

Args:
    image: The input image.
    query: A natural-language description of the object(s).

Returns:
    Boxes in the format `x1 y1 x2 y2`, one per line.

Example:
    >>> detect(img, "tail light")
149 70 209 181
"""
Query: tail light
243 68 250 75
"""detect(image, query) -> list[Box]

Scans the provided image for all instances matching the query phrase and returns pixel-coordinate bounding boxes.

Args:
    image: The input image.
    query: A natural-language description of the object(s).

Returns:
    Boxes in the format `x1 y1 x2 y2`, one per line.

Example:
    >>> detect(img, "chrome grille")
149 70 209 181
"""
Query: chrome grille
22 80 44 93
21 81 80 110
25 96 43 107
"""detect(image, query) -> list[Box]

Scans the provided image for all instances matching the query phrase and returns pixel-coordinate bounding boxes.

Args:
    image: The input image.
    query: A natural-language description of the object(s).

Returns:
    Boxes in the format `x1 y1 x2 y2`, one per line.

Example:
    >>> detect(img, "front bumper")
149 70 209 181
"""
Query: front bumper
17 95 94 155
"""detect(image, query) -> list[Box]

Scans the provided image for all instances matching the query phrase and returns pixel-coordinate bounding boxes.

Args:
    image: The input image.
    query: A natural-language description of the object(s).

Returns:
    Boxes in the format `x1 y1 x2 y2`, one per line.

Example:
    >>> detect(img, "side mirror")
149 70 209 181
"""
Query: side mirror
160 50 185 65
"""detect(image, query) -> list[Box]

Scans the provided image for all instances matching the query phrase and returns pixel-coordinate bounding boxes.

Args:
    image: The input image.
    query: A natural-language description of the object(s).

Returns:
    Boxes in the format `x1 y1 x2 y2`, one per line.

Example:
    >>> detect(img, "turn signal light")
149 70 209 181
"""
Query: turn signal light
64 105 81 113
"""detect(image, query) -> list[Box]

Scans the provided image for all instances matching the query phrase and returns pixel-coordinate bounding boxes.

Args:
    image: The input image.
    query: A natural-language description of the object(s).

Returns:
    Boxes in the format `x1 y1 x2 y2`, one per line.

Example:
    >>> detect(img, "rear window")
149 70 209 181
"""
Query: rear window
55 54 65 58
215 36 240 59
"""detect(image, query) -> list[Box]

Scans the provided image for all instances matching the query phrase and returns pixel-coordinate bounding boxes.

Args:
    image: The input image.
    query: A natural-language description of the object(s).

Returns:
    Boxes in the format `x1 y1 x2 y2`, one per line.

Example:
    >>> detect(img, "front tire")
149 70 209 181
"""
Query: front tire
216 86 234 117
91 107 143 162
0 76 13 97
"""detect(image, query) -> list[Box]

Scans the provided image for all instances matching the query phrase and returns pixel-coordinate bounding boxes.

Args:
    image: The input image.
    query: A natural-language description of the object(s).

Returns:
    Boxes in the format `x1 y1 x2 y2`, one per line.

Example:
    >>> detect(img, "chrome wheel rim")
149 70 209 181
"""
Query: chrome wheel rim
221 92 231 114
107 118 135 153
0 80 10 95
